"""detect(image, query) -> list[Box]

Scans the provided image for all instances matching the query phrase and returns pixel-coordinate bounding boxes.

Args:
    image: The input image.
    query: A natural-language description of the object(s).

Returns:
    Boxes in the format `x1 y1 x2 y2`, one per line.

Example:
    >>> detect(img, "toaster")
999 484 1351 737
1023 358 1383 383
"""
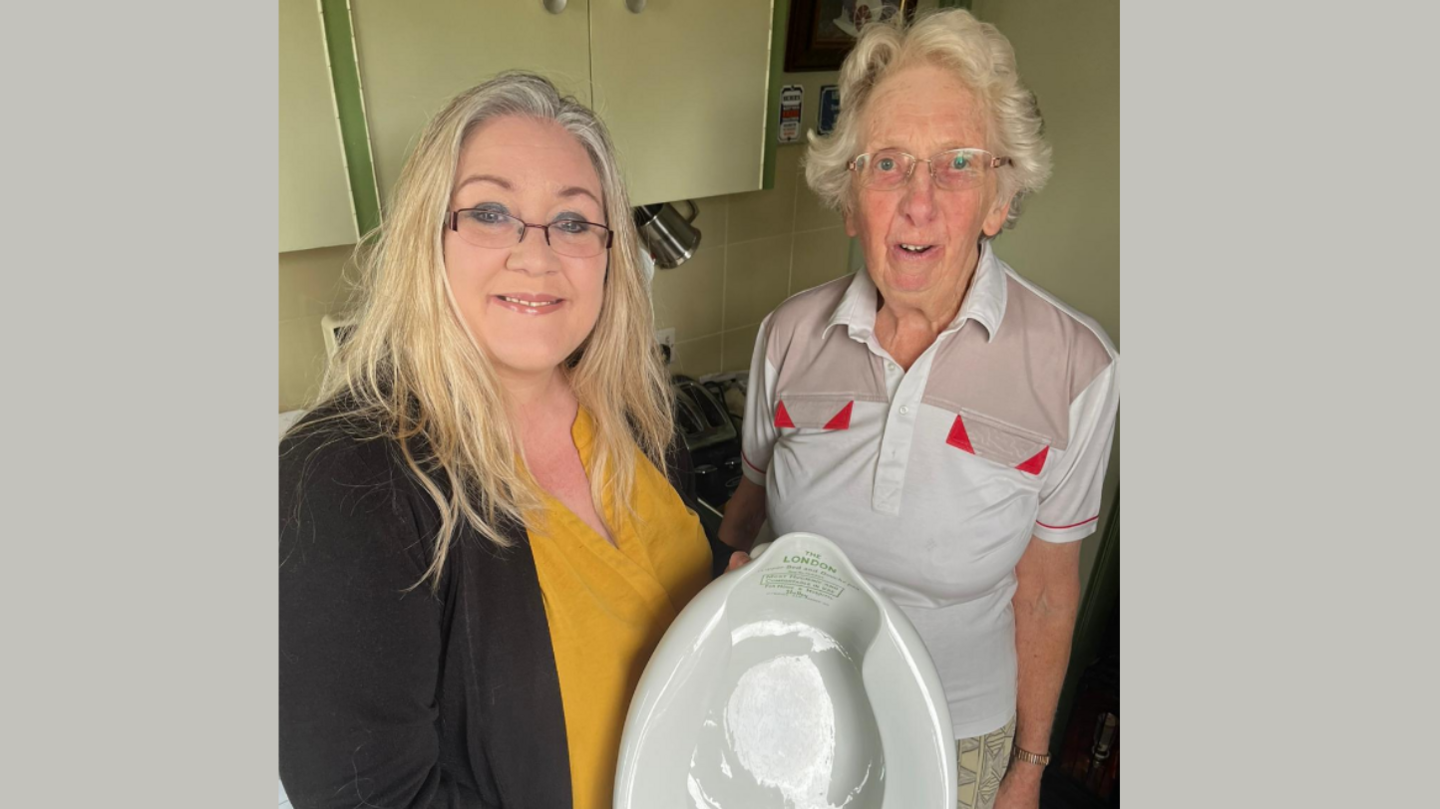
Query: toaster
671 375 738 452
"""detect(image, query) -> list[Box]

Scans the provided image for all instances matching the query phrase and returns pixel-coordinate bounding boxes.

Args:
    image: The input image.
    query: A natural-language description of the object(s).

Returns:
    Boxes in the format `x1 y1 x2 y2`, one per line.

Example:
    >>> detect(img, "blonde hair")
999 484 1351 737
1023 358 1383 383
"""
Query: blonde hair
804 8 1052 229
298 72 673 589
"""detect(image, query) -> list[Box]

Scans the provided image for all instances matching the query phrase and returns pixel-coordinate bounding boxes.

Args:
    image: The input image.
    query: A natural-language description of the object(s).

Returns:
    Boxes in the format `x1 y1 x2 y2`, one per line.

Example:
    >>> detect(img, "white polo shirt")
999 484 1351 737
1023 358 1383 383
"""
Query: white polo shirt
741 242 1119 738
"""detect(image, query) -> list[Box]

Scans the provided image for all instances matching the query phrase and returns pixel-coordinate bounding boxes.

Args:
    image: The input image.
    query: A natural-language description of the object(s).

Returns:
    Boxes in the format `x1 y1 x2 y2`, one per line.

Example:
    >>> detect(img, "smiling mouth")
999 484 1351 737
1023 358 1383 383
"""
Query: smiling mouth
896 243 936 255
495 295 563 308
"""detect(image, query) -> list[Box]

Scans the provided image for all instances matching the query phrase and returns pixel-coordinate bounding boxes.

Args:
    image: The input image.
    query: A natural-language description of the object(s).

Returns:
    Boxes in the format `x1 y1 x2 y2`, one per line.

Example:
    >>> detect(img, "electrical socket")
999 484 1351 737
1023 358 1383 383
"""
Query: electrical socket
655 327 676 366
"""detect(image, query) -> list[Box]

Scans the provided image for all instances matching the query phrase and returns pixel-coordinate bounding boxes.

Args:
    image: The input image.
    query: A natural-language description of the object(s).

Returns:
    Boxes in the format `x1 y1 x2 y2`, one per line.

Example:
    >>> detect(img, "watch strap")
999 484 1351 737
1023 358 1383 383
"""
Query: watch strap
1011 745 1051 767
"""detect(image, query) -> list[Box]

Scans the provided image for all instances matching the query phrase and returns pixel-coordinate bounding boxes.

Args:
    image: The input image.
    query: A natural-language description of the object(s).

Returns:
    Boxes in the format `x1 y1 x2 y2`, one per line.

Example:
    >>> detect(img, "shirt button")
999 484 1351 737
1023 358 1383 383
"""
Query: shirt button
899 405 910 415
887 361 898 372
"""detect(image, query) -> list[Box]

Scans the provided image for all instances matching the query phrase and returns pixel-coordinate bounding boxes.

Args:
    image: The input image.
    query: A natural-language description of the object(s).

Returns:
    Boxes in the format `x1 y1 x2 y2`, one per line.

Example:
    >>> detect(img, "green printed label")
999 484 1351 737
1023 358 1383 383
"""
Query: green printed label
760 550 859 605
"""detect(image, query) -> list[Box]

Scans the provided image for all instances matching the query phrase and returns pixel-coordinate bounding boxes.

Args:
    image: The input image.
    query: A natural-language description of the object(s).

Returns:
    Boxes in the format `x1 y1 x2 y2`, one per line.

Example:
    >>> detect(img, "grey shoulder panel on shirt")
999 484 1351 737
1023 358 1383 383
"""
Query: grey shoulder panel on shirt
762 274 853 364
1003 271 1116 401
764 275 887 401
923 270 1116 452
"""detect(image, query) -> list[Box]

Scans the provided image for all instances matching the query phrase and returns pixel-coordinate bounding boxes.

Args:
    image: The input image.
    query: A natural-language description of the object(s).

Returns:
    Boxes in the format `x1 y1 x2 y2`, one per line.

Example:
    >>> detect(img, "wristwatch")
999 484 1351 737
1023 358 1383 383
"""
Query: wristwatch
1011 745 1051 767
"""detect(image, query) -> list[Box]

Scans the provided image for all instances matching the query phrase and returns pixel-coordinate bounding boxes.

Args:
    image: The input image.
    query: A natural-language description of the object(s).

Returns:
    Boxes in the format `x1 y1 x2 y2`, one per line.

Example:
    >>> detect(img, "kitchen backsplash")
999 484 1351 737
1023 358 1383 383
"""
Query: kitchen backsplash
652 160 857 380
278 71 854 412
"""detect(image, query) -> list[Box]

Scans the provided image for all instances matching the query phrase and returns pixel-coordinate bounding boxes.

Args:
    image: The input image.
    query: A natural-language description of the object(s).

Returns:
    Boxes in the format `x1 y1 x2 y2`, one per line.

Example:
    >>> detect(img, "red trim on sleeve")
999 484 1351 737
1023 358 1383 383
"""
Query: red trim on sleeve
822 401 853 430
741 451 766 476
945 414 975 453
774 401 795 429
1036 515 1099 530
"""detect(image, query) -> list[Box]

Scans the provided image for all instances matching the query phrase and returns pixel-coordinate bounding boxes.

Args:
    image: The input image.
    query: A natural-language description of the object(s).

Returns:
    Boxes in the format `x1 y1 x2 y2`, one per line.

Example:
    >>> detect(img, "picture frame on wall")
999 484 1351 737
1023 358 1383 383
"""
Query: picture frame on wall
784 0 918 72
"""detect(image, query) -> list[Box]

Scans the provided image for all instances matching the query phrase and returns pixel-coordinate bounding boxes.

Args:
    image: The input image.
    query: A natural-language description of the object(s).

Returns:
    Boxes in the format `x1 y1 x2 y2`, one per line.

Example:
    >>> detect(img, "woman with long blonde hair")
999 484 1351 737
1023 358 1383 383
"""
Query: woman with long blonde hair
279 72 713 809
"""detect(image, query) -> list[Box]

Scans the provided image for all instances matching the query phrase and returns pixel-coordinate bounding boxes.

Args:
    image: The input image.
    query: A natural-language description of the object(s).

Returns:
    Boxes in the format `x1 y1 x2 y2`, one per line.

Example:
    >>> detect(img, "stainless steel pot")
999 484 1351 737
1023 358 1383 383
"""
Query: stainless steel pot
634 200 702 269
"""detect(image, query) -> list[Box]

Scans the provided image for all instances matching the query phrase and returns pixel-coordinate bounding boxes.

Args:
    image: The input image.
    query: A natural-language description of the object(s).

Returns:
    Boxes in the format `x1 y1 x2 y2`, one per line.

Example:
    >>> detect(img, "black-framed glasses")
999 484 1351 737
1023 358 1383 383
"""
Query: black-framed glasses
847 147 1011 192
448 208 614 258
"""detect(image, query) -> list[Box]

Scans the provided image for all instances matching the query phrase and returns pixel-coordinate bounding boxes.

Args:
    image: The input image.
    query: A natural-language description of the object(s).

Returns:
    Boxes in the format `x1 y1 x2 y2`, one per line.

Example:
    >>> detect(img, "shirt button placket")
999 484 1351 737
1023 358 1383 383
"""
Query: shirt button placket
874 343 934 512
875 370 921 514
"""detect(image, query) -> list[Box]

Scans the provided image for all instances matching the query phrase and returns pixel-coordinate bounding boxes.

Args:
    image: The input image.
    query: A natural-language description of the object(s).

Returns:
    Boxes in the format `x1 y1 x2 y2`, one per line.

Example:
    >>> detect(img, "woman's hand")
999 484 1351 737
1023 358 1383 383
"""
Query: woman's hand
724 550 752 572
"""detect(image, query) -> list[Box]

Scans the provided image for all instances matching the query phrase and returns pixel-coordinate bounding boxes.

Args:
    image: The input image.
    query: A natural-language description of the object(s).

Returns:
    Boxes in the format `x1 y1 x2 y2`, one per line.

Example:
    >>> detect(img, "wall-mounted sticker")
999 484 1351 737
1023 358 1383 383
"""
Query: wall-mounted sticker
818 84 841 136
779 85 804 143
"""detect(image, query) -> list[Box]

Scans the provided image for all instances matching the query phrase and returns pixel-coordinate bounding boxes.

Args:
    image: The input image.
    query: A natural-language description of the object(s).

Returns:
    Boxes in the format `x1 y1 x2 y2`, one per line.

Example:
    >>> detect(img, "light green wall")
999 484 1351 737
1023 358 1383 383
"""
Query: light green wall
970 0 1121 603
975 0 1120 347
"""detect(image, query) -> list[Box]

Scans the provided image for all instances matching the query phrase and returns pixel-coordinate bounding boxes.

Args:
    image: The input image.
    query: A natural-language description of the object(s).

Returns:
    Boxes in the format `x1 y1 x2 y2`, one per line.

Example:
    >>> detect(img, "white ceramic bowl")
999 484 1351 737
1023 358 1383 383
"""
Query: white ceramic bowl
615 532 956 808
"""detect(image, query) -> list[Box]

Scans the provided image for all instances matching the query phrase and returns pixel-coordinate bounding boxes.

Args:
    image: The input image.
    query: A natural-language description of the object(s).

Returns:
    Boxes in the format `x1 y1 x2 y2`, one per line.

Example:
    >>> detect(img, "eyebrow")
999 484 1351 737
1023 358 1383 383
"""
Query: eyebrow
454 174 511 193
557 186 602 206
453 174 602 206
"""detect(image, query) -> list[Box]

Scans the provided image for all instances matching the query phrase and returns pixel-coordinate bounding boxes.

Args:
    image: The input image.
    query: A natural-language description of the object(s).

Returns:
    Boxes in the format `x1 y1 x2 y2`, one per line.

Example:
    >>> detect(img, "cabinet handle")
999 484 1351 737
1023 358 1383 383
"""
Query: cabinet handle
626 0 646 13
544 0 567 13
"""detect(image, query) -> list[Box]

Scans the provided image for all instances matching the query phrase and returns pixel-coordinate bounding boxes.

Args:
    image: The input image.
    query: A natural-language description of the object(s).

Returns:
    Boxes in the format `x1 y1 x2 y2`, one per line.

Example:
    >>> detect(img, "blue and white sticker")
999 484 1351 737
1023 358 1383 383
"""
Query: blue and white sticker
778 85 803 144
818 85 841 136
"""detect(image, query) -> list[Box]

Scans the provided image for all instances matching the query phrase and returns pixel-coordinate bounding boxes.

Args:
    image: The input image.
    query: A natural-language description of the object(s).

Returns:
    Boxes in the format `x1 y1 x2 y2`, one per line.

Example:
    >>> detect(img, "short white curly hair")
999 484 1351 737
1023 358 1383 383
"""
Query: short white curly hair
804 8 1052 230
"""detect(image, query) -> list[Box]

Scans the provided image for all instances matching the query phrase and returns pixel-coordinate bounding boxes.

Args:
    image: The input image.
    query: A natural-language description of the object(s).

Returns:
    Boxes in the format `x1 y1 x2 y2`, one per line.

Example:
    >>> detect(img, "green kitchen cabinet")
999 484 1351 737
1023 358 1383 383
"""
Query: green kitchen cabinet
590 0 773 206
348 0 593 210
346 0 774 210
279 0 358 252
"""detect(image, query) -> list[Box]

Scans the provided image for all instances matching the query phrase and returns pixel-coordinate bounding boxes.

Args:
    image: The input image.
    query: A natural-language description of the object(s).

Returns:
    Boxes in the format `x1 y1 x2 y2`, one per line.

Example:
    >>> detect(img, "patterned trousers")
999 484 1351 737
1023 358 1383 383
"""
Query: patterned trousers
956 715 1017 809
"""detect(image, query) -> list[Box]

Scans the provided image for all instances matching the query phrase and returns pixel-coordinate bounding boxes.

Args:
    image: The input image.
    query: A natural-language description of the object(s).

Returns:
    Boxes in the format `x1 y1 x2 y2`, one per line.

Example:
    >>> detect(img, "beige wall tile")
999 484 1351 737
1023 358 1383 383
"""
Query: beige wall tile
279 245 358 321
793 175 843 234
670 334 723 379
279 315 330 411
650 246 725 341
790 227 853 295
722 324 763 372
726 145 800 243
686 195 727 247
724 234 793 331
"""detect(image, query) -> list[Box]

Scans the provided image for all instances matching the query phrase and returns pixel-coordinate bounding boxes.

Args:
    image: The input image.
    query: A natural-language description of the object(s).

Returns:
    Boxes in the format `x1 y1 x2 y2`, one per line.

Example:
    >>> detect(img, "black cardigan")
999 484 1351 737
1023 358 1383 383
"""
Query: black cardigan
279 413 709 808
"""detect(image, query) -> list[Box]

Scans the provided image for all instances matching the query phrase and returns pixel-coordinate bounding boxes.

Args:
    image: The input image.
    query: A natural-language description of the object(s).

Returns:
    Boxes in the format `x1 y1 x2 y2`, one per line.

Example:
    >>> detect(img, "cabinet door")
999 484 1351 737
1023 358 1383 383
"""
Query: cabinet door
590 0 774 206
350 0 593 209
280 0 358 252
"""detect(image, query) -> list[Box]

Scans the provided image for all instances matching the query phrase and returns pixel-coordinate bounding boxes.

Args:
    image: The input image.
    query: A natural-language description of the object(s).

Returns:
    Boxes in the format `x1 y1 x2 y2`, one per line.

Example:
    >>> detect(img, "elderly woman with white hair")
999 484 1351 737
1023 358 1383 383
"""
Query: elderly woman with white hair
718 10 1119 809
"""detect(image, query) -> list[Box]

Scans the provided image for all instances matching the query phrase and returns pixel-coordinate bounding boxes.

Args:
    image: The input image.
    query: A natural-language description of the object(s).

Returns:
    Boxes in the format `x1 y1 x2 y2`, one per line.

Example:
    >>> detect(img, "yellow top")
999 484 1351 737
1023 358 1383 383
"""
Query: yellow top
528 407 711 809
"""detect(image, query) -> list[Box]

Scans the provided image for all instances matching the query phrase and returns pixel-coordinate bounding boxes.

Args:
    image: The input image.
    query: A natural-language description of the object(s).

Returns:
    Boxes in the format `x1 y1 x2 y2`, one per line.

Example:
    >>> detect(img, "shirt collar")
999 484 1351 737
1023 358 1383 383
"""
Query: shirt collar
823 240 1009 343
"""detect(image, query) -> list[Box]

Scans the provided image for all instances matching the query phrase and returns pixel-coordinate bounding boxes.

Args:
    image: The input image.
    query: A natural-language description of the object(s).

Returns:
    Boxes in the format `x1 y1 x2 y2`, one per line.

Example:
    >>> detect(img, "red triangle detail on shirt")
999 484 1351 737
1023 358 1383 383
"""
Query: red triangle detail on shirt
774 400 795 429
1016 446 1050 475
946 414 975 453
823 401 853 430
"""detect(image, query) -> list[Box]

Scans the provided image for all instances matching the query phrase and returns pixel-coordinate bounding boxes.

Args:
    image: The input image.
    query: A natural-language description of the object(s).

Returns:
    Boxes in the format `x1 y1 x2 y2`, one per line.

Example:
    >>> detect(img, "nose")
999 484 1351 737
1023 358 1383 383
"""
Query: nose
897 166 937 224
505 224 558 274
